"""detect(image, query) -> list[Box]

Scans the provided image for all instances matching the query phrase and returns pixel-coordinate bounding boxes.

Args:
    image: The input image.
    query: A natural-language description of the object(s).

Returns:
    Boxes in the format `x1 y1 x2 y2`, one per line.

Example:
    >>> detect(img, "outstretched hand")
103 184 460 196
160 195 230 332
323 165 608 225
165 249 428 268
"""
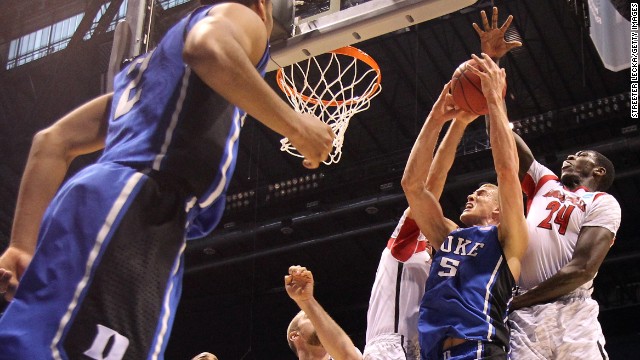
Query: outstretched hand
0 246 33 301
285 265 315 303
472 7 522 60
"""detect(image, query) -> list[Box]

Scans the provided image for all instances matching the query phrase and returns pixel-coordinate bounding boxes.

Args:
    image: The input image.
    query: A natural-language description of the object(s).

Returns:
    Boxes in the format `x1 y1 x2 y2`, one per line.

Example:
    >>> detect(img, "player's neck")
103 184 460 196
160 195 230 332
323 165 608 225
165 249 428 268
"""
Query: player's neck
564 178 597 192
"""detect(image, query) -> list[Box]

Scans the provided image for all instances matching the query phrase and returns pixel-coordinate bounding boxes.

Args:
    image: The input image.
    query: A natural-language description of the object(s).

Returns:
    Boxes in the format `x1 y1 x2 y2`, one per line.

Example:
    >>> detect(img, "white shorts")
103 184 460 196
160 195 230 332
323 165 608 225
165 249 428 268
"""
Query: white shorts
509 291 608 360
365 247 430 356
363 333 420 360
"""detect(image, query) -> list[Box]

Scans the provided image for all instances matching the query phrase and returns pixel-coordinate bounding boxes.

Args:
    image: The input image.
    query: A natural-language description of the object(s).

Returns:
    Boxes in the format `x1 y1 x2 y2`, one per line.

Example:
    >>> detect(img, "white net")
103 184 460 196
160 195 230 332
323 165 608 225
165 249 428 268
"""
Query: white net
276 46 382 164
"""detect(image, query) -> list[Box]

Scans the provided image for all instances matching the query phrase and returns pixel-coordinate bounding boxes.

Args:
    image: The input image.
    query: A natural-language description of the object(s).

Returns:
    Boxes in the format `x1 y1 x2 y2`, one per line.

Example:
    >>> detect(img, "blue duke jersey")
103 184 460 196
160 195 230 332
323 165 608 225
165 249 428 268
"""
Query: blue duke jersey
0 5 270 360
418 226 515 360
101 5 270 239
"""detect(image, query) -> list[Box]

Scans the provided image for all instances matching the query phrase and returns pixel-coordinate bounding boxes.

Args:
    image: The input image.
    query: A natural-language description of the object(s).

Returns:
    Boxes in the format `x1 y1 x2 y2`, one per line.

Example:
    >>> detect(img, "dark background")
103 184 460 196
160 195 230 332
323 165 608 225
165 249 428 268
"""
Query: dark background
0 0 637 359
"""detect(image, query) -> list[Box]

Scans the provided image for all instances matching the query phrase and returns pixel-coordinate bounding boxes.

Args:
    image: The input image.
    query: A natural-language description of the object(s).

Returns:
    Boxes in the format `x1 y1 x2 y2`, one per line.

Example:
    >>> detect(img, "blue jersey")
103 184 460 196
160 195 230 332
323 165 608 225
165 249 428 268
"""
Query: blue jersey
101 5 270 239
0 5 270 359
418 226 515 360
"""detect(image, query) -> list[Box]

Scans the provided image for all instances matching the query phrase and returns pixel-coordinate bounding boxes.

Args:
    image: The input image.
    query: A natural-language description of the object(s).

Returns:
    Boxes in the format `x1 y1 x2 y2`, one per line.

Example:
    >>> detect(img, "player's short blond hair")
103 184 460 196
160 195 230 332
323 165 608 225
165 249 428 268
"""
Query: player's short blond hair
479 183 499 203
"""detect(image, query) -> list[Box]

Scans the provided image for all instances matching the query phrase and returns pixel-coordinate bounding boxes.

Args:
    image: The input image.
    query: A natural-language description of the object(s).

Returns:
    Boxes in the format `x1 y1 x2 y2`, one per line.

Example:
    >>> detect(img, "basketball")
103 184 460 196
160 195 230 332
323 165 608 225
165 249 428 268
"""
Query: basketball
451 59 506 115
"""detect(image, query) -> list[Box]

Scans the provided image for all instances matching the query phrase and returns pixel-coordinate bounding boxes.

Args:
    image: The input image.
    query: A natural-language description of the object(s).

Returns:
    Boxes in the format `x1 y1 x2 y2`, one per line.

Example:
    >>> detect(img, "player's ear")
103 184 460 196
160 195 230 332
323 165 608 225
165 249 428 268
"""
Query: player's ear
593 165 606 177
254 0 268 21
492 208 500 222
288 330 299 341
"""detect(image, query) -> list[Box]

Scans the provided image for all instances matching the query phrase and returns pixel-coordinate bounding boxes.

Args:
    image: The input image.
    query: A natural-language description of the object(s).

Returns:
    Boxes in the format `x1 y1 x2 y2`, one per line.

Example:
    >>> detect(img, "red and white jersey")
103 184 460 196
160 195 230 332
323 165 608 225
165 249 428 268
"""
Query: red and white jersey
387 212 431 262
365 212 431 357
519 160 621 291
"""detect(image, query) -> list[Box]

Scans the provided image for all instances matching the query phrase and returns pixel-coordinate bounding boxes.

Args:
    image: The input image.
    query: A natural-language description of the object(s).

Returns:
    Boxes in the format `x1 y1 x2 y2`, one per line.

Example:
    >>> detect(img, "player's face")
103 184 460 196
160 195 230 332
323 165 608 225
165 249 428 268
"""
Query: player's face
560 151 598 185
460 184 499 226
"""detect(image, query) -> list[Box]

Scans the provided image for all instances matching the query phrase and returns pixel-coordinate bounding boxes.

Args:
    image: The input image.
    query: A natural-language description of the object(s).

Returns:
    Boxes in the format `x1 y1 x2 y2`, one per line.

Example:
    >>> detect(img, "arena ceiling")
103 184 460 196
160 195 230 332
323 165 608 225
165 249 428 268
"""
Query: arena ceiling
0 0 637 359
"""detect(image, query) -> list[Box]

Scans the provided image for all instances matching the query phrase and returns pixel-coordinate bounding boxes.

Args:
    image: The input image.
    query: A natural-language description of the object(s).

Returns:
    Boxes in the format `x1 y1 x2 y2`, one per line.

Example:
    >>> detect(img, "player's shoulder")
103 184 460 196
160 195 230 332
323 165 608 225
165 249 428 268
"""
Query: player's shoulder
523 160 560 196
185 3 261 32
583 191 620 208
203 2 260 19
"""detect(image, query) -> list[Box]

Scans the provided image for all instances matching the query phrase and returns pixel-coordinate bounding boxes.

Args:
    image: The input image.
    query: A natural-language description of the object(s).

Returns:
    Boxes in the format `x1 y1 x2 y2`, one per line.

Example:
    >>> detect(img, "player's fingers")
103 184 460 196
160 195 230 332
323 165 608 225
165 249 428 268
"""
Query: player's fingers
472 22 483 36
481 11 490 30
501 15 514 32
327 124 336 137
481 53 500 69
444 93 457 109
470 54 485 69
0 270 11 292
437 81 452 100
466 64 482 77
303 159 319 169
506 41 522 50
492 7 498 28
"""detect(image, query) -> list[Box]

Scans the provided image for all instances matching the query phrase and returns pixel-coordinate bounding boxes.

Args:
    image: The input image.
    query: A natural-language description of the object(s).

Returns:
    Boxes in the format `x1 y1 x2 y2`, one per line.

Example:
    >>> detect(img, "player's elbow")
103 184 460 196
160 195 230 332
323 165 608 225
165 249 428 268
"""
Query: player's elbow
401 174 423 197
31 127 70 162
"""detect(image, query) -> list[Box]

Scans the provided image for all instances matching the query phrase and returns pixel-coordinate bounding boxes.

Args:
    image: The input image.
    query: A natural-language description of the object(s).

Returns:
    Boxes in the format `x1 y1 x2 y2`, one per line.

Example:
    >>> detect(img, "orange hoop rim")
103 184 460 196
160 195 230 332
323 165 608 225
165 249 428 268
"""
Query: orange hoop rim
276 46 382 107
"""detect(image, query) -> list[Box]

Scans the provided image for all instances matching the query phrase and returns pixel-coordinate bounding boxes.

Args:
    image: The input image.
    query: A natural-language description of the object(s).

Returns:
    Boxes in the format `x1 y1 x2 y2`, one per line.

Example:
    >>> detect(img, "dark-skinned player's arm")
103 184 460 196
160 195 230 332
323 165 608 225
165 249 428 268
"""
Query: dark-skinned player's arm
183 2 333 169
0 93 112 300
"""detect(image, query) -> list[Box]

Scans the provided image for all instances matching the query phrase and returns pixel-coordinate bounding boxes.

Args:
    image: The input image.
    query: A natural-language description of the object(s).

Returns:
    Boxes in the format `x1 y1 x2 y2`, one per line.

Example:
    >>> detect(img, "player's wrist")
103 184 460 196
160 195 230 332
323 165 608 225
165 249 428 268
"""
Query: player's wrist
426 111 449 125
484 91 504 104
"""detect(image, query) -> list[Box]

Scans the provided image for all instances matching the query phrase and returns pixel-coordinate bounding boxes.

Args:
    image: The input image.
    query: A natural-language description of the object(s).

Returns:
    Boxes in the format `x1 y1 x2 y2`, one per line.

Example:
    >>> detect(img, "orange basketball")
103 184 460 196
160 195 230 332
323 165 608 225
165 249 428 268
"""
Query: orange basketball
451 59 506 115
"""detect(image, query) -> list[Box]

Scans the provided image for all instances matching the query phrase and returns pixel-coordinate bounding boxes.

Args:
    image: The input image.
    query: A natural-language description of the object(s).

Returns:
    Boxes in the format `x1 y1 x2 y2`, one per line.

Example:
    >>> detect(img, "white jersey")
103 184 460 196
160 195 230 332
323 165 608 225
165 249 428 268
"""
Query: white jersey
364 213 431 360
519 160 621 291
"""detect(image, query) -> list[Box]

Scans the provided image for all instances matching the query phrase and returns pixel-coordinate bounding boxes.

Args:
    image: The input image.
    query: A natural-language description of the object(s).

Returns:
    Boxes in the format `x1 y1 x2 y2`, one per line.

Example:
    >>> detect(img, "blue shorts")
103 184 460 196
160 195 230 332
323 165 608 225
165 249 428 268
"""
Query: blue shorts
439 340 507 360
0 162 188 359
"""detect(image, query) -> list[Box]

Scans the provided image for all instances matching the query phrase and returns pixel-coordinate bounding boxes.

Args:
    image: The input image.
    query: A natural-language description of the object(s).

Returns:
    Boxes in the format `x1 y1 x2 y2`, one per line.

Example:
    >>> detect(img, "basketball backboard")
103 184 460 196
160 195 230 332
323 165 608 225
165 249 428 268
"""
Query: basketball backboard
268 0 478 71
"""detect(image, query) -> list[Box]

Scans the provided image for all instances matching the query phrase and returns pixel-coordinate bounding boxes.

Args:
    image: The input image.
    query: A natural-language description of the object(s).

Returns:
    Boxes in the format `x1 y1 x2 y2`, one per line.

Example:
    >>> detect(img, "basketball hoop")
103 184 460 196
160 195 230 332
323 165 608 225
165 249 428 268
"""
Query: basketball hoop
276 46 382 164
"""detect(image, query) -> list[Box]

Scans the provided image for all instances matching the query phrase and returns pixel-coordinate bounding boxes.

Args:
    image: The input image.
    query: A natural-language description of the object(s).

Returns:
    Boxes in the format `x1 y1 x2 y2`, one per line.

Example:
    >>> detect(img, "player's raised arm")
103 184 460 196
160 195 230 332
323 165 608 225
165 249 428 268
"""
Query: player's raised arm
474 6 533 179
469 53 527 280
401 83 467 249
285 266 362 360
426 112 478 201
183 2 333 168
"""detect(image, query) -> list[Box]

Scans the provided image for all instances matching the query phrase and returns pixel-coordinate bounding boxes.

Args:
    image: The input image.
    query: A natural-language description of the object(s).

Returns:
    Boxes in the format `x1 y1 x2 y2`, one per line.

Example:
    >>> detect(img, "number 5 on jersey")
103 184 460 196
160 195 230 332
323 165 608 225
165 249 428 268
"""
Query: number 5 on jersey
438 257 460 277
